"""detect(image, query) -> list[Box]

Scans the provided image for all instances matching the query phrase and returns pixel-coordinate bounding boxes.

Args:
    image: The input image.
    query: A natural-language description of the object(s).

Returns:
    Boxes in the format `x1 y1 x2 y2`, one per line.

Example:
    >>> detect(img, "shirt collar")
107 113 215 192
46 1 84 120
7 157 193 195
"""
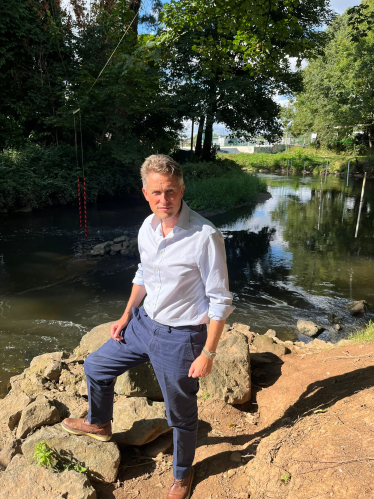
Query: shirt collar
150 200 190 232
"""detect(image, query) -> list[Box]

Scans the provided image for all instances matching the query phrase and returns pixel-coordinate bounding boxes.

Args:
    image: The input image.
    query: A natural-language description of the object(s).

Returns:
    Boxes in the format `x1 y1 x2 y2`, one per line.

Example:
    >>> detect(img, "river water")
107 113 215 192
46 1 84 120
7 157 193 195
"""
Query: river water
0 173 373 396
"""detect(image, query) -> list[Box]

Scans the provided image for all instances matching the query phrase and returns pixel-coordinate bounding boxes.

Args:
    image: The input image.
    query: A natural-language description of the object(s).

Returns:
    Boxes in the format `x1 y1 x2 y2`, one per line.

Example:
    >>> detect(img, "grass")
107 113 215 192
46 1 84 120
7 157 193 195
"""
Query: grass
349 321 374 344
219 148 374 175
184 172 267 212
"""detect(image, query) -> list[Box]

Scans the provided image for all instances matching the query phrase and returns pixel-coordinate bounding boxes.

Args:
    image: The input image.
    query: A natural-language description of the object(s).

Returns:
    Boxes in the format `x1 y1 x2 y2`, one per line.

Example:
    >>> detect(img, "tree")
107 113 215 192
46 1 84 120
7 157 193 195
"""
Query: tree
291 0 374 150
157 0 333 159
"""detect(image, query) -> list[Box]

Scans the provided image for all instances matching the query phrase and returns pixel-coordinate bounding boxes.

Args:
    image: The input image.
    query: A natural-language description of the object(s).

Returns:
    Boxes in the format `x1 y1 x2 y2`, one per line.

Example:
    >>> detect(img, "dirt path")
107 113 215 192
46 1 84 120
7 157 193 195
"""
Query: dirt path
94 343 374 499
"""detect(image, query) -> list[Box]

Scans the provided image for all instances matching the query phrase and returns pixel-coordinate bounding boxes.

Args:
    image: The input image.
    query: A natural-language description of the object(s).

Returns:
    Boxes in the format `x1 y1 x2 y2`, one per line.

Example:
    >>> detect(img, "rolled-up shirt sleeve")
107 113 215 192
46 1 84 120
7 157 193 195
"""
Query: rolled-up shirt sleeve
199 231 235 321
132 262 144 286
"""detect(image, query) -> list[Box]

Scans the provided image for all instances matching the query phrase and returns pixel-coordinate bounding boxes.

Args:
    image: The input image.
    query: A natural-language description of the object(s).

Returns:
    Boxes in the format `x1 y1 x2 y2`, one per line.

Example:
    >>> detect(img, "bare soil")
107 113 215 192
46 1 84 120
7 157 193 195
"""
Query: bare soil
94 343 374 499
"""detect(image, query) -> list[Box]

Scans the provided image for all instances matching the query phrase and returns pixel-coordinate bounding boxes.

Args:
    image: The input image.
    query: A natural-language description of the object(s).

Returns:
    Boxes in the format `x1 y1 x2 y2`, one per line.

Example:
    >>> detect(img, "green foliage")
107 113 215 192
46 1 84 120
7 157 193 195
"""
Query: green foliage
220 150 374 174
0 144 141 211
292 0 374 151
280 473 291 485
33 440 87 474
184 172 267 212
349 321 374 344
199 392 211 401
33 441 54 468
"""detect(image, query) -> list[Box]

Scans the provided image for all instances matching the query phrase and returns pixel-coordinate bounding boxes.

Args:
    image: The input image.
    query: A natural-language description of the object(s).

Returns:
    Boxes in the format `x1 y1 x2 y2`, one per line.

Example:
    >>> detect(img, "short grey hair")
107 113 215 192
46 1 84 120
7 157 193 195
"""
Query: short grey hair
140 154 184 189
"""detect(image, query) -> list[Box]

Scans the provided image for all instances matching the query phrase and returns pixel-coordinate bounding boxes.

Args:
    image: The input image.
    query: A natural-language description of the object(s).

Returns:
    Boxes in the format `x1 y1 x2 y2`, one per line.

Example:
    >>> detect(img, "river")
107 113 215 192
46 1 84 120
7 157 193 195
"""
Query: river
0 173 373 396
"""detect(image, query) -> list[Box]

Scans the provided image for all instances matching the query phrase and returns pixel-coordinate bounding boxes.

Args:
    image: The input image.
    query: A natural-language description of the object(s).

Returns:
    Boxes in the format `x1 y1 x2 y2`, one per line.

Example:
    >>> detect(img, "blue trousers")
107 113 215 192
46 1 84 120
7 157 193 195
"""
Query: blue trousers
84 306 207 479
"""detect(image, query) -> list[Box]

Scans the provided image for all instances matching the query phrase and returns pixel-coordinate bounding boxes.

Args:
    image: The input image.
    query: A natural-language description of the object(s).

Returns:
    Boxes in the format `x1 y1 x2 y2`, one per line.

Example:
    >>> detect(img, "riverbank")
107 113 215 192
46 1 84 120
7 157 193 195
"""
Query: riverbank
222 148 374 176
0 320 373 498
0 148 266 214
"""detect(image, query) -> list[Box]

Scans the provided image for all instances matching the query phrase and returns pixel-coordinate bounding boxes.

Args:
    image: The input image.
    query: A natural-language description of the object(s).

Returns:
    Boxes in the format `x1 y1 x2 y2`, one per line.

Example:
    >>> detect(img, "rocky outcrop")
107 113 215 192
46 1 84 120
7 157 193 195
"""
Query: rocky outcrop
199 329 251 405
76 322 111 357
114 362 163 400
297 319 325 337
22 426 120 483
347 300 368 317
0 463 97 499
112 397 170 446
0 392 31 432
16 395 60 439
90 236 138 258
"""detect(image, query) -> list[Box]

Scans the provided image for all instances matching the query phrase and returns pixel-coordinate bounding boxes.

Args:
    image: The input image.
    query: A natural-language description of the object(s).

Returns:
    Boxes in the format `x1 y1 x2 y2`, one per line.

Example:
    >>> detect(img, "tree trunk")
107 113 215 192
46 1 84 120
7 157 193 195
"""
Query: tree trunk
368 129 372 148
129 0 141 35
195 116 205 157
202 114 214 161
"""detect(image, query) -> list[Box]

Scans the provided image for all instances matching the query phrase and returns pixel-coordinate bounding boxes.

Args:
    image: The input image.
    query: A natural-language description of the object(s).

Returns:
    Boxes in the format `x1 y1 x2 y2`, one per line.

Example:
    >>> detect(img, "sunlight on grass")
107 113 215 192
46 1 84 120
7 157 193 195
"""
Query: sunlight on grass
349 321 374 344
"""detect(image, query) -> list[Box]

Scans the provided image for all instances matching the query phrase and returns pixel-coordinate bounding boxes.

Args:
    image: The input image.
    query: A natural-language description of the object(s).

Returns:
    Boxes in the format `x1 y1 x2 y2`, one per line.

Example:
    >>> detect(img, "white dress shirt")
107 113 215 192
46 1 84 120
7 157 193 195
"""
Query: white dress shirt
132 200 234 326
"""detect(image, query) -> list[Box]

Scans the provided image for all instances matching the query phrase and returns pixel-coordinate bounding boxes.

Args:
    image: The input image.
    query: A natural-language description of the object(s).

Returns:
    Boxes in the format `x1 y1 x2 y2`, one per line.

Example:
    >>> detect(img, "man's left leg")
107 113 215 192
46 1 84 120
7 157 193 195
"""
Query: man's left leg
148 324 207 498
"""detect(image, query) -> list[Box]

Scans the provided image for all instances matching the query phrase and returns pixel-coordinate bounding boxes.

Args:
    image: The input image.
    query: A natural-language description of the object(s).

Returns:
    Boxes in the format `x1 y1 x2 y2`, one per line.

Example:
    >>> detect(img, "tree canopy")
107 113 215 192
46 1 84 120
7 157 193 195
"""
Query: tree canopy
290 0 374 151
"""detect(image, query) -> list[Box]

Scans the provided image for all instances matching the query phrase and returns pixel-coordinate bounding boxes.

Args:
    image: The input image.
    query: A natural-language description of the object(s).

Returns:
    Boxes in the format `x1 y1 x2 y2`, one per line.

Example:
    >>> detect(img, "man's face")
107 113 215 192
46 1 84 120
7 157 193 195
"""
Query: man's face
142 172 185 221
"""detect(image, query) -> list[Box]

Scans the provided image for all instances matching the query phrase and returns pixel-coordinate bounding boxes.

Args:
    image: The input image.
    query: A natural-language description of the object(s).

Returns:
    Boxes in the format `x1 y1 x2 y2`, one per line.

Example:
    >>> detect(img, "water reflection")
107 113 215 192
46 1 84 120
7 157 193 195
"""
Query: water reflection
0 175 373 396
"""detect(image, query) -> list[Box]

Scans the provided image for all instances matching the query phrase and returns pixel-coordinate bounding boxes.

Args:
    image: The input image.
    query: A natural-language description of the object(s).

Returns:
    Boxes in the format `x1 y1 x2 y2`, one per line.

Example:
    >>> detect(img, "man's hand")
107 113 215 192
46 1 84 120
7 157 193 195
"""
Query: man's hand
111 317 130 341
188 353 213 378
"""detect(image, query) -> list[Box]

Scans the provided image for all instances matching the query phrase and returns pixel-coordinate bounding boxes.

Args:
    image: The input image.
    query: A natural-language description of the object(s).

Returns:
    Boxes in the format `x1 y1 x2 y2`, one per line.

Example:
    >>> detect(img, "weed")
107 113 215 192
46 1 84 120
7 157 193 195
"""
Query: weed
33 441 54 468
280 472 291 485
349 321 374 344
199 392 211 401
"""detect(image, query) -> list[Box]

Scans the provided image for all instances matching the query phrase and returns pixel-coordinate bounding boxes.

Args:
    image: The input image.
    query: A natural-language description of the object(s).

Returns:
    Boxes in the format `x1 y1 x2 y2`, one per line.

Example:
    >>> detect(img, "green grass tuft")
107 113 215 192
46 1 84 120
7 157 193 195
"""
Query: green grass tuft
349 321 374 344
184 172 267 212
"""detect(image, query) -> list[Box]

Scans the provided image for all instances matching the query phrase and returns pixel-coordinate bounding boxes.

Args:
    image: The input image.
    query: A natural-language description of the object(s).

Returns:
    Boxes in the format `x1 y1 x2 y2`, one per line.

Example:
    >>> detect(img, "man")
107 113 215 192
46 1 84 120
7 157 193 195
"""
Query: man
62 154 234 499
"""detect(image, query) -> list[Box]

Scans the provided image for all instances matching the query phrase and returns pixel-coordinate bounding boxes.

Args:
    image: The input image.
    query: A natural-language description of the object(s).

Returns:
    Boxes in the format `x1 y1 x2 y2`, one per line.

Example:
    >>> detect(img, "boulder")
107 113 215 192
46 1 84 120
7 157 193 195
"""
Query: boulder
0 465 96 499
296 320 324 337
265 329 277 338
8 371 46 397
120 240 138 257
113 235 129 244
110 244 122 252
22 426 120 483
199 330 251 405
115 362 163 400
143 433 173 458
347 300 368 317
30 351 69 370
0 437 21 469
43 360 62 381
0 392 31 432
90 241 113 257
112 397 170 446
16 395 60 439
76 323 112 357
252 334 288 356
51 392 89 420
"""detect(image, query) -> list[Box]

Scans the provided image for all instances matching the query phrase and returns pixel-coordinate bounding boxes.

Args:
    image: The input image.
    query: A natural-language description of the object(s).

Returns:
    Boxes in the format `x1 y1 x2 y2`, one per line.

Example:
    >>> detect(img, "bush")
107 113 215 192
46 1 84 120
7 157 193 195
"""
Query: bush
184 172 267 212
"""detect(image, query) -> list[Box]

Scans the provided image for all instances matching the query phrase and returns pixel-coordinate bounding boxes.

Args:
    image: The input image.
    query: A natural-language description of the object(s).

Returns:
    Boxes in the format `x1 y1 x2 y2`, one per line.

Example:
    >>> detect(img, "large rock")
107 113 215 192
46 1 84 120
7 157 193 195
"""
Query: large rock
112 397 170 446
22 426 120 483
347 300 368 317
0 392 31 432
0 464 96 499
90 241 113 256
0 437 21 469
296 320 324 337
115 362 163 400
51 392 89 420
252 334 288 356
16 395 60 439
199 330 251 405
76 323 112 357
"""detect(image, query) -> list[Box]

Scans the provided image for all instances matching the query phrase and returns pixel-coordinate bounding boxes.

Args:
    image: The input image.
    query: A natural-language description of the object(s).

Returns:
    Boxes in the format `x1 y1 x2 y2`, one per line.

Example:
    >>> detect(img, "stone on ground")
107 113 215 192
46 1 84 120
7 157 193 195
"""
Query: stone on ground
112 397 170 446
0 464 96 499
296 319 324 337
16 395 60 439
22 426 120 483
52 391 89 420
0 392 31 432
252 334 288 356
0 436 21 470
75 323 112 357
347 300 368 317
199 330 251 405
115 362 163 400
143 433 173 458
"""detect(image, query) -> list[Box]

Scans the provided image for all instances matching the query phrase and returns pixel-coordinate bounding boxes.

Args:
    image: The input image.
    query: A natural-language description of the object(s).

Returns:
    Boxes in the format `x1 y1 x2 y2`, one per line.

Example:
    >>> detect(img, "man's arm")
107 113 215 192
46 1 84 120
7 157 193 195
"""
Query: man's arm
111 284 147 341
188 318 225 378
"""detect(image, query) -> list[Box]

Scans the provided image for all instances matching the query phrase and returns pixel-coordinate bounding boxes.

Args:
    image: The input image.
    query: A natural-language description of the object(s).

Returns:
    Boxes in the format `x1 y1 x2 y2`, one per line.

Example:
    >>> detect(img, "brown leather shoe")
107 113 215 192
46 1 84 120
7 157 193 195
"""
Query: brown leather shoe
61 417 112 442
166 468 194 499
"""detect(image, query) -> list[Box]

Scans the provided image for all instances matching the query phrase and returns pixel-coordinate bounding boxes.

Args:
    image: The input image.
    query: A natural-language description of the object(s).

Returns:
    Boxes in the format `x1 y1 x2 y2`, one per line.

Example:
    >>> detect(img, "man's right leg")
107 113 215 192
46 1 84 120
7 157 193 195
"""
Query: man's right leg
62 310 150 440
